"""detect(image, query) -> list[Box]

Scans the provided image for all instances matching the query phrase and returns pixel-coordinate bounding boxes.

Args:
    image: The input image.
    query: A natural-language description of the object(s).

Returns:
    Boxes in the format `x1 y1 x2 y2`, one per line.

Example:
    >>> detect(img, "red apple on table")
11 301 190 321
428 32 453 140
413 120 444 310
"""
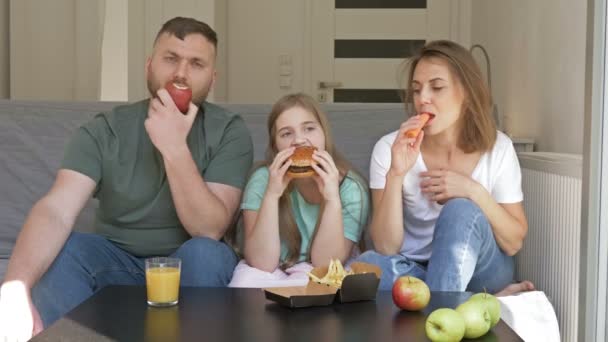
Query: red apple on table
392 276 431 311
165 81 192 114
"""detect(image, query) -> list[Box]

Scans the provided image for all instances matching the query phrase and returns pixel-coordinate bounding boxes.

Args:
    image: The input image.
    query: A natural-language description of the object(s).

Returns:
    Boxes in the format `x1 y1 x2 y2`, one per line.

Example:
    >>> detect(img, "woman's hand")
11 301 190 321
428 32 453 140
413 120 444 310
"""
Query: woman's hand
266 147 295 198
419 169 483 203
311 150 341 202
389 117 425 177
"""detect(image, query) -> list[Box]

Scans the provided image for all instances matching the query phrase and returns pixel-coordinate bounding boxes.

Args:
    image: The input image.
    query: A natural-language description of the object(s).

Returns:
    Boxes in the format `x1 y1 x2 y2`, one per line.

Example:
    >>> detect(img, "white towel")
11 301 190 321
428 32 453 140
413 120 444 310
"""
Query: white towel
498 291 561 342
228 260 313 288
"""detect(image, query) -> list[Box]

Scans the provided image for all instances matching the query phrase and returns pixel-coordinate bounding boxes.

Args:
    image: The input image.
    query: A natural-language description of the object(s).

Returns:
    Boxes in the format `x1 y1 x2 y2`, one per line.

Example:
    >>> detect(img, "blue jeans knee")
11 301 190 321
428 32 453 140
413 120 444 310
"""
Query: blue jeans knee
427 198 513 292
436 198 489 234
171 237 238 287
356 250 426 291
32 232 143 327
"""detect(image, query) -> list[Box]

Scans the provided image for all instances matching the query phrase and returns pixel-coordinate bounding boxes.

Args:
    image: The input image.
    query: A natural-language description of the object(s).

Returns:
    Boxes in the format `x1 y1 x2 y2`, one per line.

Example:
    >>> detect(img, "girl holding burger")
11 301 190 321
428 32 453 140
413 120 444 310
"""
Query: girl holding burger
358 40 534 295
229 93 370 287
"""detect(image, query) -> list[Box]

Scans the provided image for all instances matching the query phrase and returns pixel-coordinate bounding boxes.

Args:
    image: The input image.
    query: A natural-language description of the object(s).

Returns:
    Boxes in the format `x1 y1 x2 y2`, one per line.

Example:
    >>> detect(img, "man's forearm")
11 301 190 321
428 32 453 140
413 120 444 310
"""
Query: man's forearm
162 146 231 239
3 199 73 288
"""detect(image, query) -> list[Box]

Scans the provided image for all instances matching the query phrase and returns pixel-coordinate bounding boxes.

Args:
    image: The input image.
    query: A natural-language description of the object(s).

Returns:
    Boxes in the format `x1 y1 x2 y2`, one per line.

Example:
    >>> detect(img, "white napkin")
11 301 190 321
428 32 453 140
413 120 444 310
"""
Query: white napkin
498 291 561 342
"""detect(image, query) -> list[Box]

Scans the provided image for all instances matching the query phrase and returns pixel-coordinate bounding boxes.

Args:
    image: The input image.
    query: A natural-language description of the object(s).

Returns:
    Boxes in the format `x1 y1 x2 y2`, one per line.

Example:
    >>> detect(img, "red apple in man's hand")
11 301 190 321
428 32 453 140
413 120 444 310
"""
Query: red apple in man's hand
392 276 431 311
165 81 192 113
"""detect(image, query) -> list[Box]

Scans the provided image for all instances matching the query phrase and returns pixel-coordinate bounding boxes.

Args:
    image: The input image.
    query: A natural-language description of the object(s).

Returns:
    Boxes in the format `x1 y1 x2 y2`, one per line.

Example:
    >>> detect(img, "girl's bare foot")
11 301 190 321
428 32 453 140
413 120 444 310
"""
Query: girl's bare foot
495 280 535 297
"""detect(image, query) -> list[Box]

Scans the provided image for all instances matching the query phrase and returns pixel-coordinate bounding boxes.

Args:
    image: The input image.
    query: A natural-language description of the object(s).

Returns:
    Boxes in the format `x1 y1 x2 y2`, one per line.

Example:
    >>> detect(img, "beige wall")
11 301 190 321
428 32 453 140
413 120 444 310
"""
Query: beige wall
100 0 128 101
0 0 8 99
214 0 227 102
4 0 217 102
9 0 104 101
225 1 471 104
226 0 308 103
471 0 586 154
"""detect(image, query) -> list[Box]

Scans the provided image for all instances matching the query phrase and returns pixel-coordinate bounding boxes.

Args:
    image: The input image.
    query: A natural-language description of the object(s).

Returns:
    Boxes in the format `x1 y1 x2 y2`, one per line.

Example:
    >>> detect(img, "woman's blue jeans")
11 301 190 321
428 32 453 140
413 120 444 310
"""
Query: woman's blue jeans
31 232 238 327
357 198 514 292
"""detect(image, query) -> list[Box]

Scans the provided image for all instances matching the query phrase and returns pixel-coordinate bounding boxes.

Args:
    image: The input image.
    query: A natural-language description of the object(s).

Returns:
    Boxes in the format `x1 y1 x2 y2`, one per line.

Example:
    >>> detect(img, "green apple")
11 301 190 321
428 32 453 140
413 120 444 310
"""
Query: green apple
455 300 492 338
469 292 501 327
425 308 465 342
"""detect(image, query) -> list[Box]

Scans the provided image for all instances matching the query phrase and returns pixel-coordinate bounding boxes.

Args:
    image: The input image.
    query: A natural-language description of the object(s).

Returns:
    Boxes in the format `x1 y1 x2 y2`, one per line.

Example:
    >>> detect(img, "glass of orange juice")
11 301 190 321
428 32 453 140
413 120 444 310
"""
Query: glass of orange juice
145 257 181 307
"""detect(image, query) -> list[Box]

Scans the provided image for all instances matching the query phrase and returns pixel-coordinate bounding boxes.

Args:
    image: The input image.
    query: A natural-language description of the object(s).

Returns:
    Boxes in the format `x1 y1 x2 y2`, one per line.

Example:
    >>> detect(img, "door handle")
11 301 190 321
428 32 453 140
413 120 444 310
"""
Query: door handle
318 81 343 89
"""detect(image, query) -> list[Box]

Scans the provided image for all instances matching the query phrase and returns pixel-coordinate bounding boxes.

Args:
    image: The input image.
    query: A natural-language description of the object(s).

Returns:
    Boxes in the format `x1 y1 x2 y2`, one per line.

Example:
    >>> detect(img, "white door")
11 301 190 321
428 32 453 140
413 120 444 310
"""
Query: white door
310 0 465 103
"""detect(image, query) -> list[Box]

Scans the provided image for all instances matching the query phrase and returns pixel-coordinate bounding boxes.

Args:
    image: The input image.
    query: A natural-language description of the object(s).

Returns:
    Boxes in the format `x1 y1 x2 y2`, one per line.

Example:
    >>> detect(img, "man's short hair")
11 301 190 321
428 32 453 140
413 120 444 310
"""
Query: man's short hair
154 17 218 49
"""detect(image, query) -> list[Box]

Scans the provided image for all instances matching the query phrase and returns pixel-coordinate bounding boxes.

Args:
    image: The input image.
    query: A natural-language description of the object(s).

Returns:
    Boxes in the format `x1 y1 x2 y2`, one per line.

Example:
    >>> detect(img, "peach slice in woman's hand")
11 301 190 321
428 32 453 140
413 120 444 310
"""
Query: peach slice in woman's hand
405 113 432 138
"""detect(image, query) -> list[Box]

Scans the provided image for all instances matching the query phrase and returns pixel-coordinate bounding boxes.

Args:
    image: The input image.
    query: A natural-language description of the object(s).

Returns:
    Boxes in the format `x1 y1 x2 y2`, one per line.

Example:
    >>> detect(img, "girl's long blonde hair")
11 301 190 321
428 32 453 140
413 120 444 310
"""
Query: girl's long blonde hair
262 93 368 269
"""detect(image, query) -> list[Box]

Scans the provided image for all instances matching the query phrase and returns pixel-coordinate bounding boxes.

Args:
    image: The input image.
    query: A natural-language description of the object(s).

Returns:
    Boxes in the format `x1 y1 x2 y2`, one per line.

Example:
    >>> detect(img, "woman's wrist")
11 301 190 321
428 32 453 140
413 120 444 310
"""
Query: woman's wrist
386 168 406 182
468 181 487 203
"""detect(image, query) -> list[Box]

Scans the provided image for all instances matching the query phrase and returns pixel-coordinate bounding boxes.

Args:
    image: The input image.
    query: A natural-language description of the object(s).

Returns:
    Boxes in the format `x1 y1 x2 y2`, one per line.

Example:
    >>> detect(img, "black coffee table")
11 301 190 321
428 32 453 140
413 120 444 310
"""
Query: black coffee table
32 286 522 341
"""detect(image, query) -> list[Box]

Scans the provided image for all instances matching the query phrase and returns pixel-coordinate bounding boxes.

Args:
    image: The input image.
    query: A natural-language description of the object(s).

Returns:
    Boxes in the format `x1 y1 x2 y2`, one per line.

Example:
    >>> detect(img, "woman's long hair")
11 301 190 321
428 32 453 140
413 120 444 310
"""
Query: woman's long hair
400 40 496 152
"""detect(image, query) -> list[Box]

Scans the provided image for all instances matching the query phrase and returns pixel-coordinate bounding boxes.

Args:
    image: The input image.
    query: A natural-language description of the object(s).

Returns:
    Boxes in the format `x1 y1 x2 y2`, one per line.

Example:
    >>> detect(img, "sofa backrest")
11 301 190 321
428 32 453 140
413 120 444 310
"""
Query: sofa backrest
0 100 405 259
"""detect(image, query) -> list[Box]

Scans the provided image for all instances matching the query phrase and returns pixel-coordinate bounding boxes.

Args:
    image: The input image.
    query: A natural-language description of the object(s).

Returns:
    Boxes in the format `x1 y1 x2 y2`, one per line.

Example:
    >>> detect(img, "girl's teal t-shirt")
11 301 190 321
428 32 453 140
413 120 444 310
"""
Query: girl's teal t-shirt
240 167 369 262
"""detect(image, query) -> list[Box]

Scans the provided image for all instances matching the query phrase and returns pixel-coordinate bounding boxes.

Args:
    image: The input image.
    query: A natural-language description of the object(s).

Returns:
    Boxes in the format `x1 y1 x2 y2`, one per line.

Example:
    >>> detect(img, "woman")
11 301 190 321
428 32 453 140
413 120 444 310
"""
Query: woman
358 40 533 294
229 93 369 288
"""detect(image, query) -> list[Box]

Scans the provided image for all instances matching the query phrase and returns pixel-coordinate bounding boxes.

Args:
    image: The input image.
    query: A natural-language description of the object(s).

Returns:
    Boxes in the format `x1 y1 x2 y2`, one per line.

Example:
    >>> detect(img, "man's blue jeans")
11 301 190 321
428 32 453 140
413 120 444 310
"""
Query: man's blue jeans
32 232 238 327
357 198 514 292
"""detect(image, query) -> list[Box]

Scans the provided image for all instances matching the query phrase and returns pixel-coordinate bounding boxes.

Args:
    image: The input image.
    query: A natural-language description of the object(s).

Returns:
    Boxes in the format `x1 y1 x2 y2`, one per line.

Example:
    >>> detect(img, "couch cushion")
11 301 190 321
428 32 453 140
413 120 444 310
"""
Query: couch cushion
0 100 405 262
0 101 123 259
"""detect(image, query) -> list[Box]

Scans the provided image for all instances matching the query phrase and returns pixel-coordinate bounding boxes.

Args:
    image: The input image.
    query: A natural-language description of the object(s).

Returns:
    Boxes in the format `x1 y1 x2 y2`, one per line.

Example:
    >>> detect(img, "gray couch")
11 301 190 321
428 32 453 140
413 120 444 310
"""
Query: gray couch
0 100 406 280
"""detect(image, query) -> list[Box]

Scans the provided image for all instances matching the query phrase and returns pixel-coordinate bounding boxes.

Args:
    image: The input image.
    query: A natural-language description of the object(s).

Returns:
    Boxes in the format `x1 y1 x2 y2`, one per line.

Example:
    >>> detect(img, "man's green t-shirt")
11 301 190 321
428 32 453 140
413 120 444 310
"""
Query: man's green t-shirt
61 100 253 257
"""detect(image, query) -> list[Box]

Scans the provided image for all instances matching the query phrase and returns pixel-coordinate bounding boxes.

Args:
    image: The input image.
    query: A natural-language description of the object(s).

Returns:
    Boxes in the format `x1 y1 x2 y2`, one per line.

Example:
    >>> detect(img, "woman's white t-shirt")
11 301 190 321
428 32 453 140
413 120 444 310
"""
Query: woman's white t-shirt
369 130 523 262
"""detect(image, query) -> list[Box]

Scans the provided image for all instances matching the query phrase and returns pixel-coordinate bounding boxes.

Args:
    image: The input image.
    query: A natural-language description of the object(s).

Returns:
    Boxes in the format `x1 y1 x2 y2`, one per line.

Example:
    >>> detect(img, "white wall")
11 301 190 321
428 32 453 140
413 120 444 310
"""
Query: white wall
226 1 308 103
224 1 472 104
214 0 227 102
100 0 128 101
9 0 104 101
0 0 8 99
471 0 586 154
4 0 217 102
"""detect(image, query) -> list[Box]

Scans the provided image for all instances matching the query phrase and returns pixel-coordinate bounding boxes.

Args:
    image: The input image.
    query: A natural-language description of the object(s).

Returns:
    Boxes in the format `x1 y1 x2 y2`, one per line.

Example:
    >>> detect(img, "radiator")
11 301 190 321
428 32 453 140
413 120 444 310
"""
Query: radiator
516 152 582 342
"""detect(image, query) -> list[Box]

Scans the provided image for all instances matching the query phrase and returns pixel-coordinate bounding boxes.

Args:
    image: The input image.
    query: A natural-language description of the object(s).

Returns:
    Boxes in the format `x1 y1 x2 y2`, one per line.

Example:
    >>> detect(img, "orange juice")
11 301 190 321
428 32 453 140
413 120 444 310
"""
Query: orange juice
146 267 180 305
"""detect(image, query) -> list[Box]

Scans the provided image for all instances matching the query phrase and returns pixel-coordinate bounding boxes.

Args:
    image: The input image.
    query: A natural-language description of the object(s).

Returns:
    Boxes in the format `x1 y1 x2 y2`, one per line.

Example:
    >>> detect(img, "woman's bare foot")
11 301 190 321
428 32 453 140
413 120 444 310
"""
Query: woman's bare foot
494 280 535 297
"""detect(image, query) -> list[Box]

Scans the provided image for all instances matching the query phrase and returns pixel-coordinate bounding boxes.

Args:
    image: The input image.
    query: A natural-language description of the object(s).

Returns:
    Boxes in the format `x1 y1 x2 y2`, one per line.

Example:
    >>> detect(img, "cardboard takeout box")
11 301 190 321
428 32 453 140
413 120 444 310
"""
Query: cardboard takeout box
264 262 382 308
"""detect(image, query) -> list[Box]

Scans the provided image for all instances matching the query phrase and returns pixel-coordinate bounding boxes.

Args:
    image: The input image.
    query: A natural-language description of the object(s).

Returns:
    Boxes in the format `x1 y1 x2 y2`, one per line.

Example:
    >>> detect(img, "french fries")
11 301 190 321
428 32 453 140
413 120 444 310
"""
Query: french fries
307 259 354 288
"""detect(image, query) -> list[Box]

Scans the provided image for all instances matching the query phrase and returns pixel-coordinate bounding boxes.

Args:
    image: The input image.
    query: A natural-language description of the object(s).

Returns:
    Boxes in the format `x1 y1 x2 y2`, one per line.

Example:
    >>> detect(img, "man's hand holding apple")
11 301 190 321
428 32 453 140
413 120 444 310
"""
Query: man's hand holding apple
146 87 198 158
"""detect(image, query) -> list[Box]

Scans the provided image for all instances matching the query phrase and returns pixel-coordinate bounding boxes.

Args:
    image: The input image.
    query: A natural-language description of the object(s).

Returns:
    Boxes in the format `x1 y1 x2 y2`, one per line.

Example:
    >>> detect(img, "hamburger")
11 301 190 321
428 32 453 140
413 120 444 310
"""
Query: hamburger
287 146 317 178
